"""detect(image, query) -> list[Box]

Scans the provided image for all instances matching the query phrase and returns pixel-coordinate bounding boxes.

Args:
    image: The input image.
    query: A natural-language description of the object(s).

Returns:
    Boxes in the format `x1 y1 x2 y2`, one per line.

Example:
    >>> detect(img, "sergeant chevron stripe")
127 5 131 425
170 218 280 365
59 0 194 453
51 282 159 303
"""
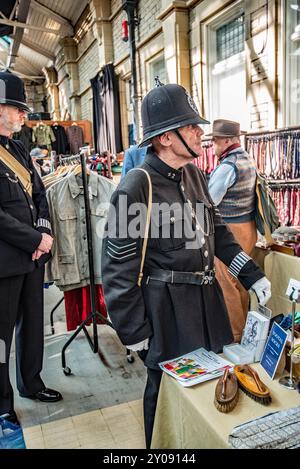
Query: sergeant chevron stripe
228 251 251 278
106 239 137 261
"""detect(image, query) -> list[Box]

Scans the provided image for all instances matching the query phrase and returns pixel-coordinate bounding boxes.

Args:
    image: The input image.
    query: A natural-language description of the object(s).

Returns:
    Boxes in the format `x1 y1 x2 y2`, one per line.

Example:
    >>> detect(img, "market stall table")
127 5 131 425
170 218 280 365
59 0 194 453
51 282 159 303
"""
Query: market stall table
151 363 300 448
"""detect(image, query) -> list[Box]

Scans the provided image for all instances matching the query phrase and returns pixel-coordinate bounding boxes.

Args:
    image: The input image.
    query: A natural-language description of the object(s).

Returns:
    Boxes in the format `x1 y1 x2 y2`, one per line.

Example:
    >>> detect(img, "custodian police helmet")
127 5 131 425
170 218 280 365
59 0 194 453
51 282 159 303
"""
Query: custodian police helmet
139 83 210 147
0 71 31 113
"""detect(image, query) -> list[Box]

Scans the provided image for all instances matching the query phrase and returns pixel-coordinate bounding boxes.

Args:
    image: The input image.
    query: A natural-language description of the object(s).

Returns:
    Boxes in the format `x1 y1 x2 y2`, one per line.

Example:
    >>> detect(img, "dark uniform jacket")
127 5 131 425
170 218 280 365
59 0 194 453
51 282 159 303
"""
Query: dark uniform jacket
0 136 51 278
102 150 264 370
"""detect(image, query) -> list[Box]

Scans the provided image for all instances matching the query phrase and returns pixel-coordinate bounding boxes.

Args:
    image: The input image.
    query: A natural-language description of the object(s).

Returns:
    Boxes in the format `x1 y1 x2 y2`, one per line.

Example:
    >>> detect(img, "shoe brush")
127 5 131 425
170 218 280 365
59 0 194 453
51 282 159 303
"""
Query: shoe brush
234 365 272 406
214 368 239 413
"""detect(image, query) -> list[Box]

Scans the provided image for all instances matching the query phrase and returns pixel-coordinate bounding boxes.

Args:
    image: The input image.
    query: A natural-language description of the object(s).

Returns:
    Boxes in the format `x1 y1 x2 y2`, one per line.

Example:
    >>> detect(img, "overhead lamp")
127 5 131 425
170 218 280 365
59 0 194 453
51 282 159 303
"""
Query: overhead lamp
290 4 300 11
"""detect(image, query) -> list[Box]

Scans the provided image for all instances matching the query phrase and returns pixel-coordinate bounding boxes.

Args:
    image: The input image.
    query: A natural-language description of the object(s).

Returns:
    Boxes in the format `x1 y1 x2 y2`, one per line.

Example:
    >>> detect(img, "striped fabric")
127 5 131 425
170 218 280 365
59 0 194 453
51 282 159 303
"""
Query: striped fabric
228 251 251 278
36 218 51 230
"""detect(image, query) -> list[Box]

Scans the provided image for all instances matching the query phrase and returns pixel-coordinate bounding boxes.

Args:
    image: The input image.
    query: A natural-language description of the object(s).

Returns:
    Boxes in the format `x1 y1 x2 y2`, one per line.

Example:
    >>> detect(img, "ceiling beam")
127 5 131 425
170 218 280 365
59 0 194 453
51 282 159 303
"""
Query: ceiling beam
7 0 32 69
31 0 73 35
0 18 63 35
14 54 41 75
21 38 54 61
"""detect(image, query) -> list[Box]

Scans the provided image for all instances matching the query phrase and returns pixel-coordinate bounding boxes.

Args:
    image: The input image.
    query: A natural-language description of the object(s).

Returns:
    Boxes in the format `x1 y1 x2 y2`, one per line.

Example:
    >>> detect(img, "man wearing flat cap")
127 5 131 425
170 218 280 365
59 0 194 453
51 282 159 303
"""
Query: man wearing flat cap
207 119 269 342
0 71 62 427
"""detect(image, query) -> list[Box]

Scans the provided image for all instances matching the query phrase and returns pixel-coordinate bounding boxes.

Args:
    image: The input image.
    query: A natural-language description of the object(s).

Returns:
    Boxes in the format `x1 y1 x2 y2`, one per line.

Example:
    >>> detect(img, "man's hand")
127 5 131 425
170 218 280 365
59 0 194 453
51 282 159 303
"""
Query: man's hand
126 338 149 352
37 233 53 253
32 249 46 261
250 277 271 306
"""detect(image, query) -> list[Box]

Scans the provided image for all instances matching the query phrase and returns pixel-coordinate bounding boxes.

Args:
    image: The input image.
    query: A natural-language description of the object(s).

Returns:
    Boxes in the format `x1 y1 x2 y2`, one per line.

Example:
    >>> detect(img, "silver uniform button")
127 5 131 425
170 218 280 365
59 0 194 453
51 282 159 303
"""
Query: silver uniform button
201 237 205 244
196 224 200 231
205 265 209 271
204 250 208 257
5 172 9 177
170 216 175 223
30 204 33 210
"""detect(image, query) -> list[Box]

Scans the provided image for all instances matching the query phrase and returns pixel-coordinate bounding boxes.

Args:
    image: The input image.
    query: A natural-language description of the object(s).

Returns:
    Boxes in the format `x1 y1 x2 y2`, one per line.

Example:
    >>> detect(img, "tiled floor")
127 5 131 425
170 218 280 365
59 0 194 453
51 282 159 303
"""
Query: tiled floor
10 286 147 449
23 401 145 449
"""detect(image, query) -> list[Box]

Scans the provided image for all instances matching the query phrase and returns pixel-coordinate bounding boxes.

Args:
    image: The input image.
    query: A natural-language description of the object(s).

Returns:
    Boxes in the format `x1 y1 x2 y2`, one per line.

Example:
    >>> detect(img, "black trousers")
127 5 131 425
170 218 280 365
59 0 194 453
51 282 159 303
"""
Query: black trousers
143 367 162 449
0 267 45 414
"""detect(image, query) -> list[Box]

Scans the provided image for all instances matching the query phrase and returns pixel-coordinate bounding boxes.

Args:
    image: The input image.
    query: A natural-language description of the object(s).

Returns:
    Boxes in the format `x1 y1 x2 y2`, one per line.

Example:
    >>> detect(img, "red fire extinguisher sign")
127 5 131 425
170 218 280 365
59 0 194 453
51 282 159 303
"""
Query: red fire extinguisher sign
122 20 129 42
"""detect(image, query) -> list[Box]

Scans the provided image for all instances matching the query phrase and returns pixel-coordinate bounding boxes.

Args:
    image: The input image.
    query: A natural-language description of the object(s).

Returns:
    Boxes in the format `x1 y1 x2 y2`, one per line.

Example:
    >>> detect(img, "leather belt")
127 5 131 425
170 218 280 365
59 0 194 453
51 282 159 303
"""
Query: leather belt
145 268 216 286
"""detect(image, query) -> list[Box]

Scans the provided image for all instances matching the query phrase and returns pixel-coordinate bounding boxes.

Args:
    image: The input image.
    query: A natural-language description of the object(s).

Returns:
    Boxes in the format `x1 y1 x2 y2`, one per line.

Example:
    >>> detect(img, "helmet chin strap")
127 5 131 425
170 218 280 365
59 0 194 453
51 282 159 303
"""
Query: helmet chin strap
174 129 199 158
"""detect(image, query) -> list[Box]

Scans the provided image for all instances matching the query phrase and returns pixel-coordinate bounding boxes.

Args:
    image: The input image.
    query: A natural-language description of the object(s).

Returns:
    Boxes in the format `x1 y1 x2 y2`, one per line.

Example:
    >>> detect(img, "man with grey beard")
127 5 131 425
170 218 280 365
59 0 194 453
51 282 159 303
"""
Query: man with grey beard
102 82 271 448
0 71 62 428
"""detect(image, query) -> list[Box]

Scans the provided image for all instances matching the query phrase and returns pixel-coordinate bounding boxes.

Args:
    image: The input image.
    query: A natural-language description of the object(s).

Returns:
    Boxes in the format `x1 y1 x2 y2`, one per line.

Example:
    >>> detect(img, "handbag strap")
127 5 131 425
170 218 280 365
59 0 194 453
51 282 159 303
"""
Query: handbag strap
130 168 153 287
0 144 32 197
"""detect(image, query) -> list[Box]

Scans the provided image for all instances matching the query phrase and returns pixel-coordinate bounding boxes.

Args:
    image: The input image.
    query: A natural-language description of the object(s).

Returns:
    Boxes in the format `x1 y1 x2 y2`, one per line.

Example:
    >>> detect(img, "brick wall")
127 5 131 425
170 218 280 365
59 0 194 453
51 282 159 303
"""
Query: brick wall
78 40 100 93
80 88 93 121
137 0 161 43
112 10 128 63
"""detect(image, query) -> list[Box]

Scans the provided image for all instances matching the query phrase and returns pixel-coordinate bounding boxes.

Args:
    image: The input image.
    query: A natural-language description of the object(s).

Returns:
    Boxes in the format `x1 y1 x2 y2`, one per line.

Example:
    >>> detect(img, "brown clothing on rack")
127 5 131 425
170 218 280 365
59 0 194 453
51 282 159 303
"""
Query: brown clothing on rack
66 125 84 154
214 219 257 342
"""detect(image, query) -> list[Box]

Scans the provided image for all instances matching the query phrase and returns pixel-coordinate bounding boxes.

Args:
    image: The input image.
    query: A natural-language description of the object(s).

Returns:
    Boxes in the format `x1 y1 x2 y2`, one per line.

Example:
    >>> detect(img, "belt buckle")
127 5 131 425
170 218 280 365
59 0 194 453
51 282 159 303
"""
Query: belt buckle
207 270 215 285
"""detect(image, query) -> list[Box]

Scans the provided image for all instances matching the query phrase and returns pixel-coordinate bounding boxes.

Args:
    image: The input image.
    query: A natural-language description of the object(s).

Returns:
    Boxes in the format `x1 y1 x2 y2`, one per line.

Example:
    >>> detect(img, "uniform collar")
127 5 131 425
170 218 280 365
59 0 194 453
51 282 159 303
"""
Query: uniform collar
68 171 98 199
0 135 11 149
144 151 182 181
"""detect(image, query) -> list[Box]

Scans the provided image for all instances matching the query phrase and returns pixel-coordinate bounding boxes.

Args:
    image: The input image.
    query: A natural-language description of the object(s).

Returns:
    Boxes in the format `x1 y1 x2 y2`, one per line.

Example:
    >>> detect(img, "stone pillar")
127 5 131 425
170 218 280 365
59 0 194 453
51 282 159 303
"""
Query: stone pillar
90 0 113 67
57 37 80 120
245 0 278 130
158 1 190 90
43 67 60 120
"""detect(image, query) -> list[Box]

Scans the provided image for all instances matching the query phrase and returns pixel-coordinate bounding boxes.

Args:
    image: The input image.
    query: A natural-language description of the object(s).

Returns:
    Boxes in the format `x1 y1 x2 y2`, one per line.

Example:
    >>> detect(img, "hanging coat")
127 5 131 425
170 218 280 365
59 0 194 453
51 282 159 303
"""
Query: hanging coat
101 150 264 370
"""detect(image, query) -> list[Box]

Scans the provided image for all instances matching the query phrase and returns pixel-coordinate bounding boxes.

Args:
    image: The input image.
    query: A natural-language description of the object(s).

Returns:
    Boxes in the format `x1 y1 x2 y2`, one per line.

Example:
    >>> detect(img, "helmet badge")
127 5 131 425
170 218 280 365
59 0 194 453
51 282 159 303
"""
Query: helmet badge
185 91 199 115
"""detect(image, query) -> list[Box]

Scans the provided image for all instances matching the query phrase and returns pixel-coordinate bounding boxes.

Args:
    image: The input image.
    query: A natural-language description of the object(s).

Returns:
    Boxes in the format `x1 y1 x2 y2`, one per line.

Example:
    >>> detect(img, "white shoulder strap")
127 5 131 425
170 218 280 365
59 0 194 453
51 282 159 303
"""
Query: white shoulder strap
129 168 153 287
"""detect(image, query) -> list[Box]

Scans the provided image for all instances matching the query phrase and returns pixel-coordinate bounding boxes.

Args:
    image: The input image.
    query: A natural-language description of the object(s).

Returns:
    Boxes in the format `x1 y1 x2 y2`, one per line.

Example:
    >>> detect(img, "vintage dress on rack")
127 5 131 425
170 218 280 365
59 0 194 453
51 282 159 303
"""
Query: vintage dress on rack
66 125 84 154
51 124 69 155
63 285 107 331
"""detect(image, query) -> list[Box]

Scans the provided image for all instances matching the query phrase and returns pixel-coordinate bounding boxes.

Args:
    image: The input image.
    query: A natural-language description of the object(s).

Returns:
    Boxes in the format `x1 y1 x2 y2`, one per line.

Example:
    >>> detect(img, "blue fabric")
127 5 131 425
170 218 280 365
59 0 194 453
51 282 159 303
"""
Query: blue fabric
0 418 26 449
208 163 236 206
121 145 148 179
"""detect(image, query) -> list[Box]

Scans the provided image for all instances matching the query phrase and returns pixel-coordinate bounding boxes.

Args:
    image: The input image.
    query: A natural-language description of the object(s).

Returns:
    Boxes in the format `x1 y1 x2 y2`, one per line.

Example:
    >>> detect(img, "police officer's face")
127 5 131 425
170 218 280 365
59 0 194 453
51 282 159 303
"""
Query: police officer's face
175 124 204 158
0 105 27 134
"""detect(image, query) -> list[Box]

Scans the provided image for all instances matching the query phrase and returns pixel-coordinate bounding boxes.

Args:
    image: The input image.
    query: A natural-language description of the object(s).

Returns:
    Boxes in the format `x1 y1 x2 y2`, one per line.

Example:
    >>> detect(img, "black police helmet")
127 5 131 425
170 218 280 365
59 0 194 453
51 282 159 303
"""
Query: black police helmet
0 71 31 113
139 83 210 147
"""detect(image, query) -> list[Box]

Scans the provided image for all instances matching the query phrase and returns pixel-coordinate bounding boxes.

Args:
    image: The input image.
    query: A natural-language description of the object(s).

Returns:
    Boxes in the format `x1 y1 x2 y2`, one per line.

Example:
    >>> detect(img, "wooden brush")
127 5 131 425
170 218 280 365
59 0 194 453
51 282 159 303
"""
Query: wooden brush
234 364 272 405
214 368 239 413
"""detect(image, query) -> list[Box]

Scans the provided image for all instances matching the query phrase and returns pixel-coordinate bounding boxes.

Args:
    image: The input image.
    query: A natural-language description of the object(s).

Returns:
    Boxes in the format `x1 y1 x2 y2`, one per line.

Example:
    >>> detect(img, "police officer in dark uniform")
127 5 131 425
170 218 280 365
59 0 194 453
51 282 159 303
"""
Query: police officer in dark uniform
101 83 271 448
0 71 62 426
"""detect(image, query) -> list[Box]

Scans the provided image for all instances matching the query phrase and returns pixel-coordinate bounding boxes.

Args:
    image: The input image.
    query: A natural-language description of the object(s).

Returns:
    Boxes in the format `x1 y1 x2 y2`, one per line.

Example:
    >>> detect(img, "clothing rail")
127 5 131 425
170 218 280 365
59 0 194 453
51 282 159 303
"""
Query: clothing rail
52 152 134 374
268 178 300 185
245 126 300 138
59 154 81 165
